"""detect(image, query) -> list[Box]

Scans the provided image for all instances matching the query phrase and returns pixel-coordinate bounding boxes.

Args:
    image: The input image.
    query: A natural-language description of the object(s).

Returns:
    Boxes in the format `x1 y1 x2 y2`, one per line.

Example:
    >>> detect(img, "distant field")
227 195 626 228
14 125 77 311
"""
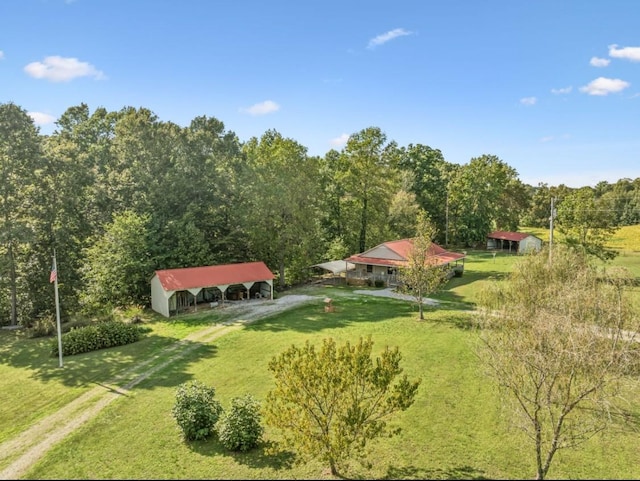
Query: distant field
606 224 640 252
521 223 640 288
520 224 640 252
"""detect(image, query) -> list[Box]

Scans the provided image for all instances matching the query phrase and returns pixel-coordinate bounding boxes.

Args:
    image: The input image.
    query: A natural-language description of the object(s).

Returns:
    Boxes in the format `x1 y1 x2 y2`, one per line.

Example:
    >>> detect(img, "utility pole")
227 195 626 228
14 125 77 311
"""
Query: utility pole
445 189 449 247
549 197 556 262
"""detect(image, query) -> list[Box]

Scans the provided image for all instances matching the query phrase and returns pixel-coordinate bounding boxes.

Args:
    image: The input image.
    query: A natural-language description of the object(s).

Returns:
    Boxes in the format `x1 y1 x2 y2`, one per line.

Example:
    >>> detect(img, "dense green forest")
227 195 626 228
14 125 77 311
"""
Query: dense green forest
1 101 639 326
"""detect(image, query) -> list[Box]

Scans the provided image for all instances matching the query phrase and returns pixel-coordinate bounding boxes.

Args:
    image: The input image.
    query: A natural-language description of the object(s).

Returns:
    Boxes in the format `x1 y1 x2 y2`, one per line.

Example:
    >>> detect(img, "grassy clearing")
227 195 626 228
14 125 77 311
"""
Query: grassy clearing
430 250 517 308
521 224 640 254
2 242 640 479
15 297 640 480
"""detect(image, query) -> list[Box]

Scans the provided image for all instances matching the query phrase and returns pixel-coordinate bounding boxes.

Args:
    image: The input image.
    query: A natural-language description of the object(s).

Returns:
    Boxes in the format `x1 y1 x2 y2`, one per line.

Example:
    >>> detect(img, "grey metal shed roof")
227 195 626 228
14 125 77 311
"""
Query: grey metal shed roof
311 260 356 274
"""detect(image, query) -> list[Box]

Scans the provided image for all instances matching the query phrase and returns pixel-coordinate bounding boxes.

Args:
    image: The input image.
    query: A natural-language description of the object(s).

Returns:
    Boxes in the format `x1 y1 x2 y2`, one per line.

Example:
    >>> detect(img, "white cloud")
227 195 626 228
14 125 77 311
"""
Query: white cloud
24 56 104 82
367 28 413 49
520 96 537 106
539 134 570 143
579 77 630 96
28 111 56 125
551 86 572 95
330 133 349 148
590 56 610 67
239 100 280 116
0 50 4 60
608 44 640 62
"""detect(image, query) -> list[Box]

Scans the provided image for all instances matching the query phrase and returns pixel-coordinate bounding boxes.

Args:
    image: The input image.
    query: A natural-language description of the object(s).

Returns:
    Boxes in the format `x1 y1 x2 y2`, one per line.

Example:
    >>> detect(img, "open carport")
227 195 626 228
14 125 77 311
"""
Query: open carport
150 261 274 317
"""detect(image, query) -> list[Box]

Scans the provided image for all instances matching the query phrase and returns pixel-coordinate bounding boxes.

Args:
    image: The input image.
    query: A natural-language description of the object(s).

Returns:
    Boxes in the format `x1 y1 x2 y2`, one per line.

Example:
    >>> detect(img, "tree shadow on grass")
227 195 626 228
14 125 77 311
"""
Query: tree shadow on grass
323 461 488 480
1 329 218 391
187 438 296 471
384 464 488 480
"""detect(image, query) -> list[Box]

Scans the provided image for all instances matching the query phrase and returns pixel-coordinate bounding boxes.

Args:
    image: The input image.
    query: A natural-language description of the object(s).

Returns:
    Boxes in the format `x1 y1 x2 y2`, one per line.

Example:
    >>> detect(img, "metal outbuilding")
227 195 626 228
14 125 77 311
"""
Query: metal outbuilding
486 231 543 254
150 261 274 317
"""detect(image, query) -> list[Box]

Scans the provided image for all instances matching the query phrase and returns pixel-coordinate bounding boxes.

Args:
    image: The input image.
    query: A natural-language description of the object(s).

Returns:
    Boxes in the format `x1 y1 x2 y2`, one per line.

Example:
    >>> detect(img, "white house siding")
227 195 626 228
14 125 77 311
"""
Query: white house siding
150 275 171 317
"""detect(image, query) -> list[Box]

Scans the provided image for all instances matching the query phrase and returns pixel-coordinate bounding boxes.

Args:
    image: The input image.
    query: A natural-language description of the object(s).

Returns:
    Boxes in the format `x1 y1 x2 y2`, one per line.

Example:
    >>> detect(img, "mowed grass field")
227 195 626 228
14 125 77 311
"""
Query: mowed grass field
1 228 639 480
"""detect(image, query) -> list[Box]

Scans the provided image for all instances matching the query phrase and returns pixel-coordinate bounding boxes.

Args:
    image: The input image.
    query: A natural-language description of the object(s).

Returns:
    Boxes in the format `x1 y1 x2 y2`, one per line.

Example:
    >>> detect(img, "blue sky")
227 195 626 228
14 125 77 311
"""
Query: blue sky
1 0 639 188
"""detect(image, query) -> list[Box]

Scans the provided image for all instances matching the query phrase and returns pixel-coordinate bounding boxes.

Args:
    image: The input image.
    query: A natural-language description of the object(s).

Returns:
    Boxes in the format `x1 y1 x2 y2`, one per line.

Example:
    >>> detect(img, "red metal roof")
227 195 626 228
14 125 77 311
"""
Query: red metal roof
487 231 535 242
345 239 465 267
154 261 274 291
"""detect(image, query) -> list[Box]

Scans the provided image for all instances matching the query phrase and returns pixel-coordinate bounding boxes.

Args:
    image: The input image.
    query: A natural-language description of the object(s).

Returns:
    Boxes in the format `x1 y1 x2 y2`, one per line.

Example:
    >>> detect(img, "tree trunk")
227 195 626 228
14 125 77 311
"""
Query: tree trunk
359 195 368 253
8 242 17 326
329 458 338 477
279 257 286 290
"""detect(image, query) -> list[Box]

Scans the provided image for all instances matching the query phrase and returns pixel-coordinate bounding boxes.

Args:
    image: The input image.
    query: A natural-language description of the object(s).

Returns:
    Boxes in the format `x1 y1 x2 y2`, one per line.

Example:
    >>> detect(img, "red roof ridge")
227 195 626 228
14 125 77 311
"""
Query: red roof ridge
487 230 536 242
154 261 274 291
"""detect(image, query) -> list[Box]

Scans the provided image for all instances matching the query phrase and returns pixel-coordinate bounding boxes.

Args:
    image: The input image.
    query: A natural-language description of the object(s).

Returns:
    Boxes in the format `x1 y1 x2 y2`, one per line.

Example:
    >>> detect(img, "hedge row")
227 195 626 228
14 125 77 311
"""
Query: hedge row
50 320 150 357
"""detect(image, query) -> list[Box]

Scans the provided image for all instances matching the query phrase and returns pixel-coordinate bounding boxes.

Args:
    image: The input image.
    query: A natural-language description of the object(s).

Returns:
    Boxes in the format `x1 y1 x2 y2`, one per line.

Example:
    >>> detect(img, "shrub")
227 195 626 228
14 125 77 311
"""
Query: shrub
374 279 385 288
50 320 149 356
172 381 223 441
28 315 56 338
217 394 263 452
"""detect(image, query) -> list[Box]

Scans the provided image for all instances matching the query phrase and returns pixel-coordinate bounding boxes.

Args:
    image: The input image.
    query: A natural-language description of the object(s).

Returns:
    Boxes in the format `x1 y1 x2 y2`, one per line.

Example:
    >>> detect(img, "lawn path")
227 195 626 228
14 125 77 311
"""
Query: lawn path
0 294 320 480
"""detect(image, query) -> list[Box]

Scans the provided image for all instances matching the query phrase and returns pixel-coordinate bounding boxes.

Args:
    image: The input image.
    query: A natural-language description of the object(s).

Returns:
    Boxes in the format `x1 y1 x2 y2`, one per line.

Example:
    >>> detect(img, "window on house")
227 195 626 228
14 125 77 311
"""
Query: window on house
366 265 373 273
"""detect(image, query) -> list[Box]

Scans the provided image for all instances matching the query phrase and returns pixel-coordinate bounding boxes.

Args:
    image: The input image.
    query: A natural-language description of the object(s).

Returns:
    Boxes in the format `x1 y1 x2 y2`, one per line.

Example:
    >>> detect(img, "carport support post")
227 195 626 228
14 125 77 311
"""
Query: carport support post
217 285 229 306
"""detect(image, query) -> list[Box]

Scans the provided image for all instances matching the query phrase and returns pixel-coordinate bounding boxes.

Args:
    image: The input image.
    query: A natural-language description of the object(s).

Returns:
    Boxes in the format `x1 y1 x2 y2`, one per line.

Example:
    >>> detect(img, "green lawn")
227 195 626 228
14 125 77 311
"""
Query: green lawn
11 296 640 480
2 248 639 479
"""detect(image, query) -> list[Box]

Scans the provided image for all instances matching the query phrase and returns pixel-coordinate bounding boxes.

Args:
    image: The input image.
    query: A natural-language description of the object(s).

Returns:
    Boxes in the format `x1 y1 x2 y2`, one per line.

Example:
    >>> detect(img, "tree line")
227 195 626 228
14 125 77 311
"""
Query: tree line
1 101 638 326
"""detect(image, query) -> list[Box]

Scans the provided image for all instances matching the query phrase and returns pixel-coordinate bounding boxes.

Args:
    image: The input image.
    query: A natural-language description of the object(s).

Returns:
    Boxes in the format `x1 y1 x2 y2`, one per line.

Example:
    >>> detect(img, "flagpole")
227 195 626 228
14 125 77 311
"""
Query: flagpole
53 251 63 368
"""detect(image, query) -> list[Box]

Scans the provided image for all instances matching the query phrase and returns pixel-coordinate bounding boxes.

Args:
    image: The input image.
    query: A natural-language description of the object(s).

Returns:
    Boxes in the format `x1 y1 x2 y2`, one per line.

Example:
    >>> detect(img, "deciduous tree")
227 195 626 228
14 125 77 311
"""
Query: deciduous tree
556 187 619 261
241 129 322 288
0 103 42 325
398 212 447 320
81 210 153 310
263 336 421 477
476 245 640 480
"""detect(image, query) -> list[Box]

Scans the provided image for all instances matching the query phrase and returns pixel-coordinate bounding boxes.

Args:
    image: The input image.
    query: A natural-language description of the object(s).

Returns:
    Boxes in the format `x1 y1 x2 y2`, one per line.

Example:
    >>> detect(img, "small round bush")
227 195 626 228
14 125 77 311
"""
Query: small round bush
172 380 223 441
216 394 264 452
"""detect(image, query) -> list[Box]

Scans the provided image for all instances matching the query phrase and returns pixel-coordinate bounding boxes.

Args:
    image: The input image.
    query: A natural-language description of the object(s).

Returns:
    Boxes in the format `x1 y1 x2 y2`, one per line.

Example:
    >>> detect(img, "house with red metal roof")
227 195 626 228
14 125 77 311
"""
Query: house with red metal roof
486 231 542 254
344 238 466 286
150 261 274 317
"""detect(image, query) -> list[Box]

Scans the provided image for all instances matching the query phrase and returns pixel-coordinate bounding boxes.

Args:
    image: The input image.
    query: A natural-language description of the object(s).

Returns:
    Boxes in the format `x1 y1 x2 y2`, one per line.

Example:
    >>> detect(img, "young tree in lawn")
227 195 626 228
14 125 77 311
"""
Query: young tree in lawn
263 336 421 477
398 212 447 320
476 244 640 480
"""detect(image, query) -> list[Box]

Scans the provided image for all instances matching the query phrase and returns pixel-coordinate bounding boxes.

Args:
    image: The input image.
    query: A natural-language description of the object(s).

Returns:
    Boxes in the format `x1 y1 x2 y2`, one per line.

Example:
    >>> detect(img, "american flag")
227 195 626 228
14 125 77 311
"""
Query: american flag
50 258 57 283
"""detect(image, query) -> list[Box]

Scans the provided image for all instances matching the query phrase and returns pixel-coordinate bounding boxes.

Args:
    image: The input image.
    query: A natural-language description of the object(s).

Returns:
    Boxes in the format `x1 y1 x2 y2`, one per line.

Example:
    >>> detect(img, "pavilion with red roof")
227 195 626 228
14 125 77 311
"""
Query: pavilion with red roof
344 238 466 287
150 261 274 317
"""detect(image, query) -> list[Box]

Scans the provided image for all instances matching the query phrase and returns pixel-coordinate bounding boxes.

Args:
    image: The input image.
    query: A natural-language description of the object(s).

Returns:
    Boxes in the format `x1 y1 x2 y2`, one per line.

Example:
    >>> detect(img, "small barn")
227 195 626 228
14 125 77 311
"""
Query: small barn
150 261 274 317
487 231 542 254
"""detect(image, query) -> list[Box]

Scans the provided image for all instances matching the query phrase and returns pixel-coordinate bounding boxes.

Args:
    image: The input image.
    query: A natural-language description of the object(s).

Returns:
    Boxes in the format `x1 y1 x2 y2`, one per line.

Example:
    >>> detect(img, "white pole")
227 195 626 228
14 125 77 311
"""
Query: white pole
549 197 555 263
53 252 63 368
